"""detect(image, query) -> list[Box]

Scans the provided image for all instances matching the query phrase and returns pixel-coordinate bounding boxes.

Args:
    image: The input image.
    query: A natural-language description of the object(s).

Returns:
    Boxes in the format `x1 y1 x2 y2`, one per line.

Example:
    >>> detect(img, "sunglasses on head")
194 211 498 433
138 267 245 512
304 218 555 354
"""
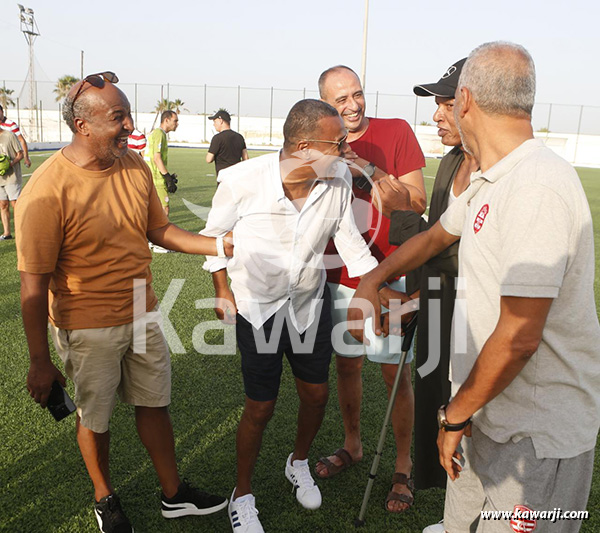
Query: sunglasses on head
71 71 119 106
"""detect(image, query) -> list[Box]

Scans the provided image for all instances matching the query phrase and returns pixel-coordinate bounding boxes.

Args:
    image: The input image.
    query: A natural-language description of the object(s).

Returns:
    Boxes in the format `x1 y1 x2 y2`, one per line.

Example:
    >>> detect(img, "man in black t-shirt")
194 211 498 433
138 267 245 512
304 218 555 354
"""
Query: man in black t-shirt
206 109 248 176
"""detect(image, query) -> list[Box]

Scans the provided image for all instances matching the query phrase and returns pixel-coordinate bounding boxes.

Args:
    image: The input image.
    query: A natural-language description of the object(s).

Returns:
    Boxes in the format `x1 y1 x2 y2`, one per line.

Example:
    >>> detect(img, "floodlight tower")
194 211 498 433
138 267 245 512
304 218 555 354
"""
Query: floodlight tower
18 4 40 141
360 0 369 90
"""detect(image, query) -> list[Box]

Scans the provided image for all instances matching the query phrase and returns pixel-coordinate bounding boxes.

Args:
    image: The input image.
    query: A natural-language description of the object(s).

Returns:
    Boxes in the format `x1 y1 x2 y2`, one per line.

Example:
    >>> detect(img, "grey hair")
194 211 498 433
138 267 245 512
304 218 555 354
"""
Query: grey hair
283 99 340 151
458 41 536 118
318 65 359 99
62 91 94 134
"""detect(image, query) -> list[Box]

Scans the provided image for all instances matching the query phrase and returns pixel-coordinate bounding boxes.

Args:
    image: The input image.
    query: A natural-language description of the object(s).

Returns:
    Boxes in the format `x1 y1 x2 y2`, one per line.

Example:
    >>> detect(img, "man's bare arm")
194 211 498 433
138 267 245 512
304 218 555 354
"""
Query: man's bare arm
371 175 412 218
348 221 458 341
211 269 237 324
21 272 65 407
206 152 215 164
345 149 427 215
147 223 233 256
438 296 553 480
11 150 24 168
17 134 30 167
241 149 249 161
153 151 169 174
395 169 427 214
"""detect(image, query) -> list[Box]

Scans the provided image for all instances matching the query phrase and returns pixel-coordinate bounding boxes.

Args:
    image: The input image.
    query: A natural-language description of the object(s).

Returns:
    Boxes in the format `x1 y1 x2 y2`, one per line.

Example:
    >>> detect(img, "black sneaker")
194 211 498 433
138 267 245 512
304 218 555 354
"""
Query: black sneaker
161 480 228 518
94 494 134 533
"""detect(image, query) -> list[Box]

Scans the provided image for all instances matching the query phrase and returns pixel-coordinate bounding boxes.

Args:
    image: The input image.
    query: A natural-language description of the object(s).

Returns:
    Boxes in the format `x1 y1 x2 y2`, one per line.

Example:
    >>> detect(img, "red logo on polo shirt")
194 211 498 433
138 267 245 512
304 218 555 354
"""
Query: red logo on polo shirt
510 505 537 532
473 204 489 234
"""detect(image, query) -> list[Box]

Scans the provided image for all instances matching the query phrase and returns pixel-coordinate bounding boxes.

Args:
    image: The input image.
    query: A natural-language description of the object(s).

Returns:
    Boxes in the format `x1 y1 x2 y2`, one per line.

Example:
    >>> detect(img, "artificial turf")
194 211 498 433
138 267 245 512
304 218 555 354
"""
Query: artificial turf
1 148 598 532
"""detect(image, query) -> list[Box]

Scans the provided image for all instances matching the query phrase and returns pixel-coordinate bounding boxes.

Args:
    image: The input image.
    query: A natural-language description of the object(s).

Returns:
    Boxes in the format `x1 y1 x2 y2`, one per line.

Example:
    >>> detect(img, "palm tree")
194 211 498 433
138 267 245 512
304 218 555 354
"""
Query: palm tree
172 99 188 114
155 98 175 113
54 75 80 101
0 88 15 109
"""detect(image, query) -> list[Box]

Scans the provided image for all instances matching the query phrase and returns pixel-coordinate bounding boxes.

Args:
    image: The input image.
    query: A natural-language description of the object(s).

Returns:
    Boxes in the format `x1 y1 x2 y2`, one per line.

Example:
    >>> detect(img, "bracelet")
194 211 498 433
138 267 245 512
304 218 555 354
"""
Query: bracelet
216 236 226 258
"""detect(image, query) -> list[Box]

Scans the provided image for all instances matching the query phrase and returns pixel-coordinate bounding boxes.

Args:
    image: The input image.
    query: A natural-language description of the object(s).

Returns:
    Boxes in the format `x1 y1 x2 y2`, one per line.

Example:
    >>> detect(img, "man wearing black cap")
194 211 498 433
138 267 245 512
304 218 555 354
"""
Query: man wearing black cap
206 109 248 176
390 59 478 498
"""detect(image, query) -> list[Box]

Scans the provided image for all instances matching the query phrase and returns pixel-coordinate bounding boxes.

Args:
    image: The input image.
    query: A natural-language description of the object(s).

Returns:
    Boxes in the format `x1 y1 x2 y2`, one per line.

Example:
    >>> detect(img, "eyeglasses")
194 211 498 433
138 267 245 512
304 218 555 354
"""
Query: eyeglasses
303 134 348 152
71 71 119 106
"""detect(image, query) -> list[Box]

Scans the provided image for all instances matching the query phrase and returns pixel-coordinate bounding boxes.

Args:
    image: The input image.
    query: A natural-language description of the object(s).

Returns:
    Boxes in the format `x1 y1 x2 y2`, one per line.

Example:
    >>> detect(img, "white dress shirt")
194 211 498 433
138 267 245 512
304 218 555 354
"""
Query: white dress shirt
201 152 378 332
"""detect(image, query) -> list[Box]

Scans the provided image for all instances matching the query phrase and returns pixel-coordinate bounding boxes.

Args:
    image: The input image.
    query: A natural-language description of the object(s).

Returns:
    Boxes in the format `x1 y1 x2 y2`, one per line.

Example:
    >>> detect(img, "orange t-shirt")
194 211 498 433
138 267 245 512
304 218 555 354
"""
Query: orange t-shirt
16 149 169 329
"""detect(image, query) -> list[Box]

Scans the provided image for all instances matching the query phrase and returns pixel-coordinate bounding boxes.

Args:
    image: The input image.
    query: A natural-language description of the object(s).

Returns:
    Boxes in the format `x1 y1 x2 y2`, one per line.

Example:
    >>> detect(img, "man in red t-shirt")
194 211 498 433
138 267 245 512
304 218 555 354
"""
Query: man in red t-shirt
316 65 426 513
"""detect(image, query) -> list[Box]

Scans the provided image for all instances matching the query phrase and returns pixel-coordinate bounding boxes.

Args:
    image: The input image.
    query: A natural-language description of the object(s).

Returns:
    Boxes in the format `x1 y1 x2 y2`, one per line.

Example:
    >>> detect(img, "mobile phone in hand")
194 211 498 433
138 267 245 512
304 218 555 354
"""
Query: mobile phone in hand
46 380 76 421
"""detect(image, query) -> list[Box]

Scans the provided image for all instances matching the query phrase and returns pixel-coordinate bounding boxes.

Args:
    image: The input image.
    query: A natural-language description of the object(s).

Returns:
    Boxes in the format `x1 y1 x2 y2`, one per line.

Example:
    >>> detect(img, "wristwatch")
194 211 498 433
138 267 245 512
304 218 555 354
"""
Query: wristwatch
362 162 376 178
437 404 471 432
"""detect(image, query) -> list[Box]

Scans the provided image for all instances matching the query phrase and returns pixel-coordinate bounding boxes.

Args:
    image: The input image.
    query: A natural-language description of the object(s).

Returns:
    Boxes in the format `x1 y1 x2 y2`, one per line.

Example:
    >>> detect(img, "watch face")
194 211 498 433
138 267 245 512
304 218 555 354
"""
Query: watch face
437 406 446 428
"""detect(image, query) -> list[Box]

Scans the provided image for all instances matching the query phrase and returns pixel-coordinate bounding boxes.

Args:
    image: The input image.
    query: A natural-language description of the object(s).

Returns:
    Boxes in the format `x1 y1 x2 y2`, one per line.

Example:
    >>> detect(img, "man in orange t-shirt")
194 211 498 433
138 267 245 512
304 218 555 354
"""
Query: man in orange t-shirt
16 75 230 533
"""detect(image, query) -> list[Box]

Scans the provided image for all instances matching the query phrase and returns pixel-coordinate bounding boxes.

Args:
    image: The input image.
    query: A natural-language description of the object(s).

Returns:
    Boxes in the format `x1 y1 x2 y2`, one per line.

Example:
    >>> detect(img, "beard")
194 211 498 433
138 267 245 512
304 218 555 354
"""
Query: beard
95 137 129 164
454 113 474 157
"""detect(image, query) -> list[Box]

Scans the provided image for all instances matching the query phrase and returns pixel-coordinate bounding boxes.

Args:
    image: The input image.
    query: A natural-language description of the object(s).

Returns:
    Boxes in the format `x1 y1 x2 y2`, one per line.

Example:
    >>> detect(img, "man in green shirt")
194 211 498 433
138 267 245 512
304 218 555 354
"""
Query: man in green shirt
145 111 179 216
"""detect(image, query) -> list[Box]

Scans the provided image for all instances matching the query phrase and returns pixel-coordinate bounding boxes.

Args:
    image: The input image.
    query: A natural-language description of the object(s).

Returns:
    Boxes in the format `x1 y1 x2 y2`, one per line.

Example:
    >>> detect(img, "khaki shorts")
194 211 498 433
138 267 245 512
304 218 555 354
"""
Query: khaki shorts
328 279 414 364
0 181 22 201
50 313 171 433
154 179 169 207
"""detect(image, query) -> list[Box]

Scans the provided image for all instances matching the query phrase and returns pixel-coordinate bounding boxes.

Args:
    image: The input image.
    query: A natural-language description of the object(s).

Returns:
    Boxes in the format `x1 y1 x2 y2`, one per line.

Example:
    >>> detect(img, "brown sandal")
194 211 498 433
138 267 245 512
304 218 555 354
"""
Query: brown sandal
385 472 414 513
315 448 356 479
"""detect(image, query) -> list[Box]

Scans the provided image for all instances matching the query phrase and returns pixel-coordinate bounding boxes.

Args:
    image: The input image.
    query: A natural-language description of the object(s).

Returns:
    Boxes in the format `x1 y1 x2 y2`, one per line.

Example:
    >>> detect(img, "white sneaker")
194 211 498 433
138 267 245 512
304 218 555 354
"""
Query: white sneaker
228 489 264 533
423 520 445 533
152 244 172 253
285 453 322 510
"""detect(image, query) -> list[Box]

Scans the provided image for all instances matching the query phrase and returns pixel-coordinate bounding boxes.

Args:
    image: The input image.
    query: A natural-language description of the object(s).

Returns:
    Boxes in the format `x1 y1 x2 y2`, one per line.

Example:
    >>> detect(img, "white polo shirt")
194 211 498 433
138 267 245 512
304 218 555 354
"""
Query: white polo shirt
441 139 600 459
202 152 378 333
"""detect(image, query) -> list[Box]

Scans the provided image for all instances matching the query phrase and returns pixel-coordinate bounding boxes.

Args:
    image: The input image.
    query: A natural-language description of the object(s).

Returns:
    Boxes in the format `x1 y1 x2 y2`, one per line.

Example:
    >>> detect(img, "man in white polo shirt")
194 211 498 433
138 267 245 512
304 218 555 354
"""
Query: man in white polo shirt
350 41 600 533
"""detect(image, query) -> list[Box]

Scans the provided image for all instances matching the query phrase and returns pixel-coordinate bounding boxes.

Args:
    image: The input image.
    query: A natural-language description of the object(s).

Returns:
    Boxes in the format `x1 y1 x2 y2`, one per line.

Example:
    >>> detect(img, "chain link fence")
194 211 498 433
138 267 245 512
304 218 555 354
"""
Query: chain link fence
3 80 600 165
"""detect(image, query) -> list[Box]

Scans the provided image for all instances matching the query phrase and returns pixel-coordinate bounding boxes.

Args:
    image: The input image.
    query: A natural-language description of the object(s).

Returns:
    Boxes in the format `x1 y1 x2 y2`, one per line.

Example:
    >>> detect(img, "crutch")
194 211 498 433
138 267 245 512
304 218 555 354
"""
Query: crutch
354 310 419 527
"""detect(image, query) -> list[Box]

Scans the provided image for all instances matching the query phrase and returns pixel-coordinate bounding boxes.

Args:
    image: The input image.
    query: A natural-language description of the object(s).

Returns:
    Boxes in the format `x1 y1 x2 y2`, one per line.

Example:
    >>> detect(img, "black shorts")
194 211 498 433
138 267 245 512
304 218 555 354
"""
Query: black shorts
236 287 333 402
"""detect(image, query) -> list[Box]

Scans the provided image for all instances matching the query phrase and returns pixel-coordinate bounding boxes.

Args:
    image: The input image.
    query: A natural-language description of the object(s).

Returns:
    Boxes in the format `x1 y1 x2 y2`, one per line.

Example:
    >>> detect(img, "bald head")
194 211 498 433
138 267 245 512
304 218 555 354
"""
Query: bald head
318 65 368 135
318 65 360 100
62 80 129 134
458 41 536 118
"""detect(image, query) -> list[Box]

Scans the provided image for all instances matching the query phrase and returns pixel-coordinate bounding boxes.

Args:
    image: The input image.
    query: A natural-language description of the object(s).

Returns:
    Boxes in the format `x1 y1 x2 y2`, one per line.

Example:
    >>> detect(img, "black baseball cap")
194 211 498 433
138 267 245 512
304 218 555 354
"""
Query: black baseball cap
208 109 231 122
413 58 467 98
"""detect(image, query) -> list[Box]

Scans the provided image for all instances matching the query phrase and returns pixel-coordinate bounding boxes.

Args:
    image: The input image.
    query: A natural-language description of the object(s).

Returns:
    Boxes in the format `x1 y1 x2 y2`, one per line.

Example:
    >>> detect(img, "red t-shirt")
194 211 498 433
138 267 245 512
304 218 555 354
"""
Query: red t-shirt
327 118 425 288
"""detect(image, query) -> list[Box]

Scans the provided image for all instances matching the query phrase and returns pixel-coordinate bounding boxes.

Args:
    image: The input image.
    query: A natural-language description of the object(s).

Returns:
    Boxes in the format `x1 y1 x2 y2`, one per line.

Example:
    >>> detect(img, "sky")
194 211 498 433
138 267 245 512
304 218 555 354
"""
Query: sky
3 0 599 118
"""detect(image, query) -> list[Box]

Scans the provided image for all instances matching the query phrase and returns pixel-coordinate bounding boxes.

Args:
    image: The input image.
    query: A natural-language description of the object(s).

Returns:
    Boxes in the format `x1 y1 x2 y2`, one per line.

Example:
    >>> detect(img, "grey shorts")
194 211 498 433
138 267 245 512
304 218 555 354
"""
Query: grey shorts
50 308 171 433
328 279 414 364
444 424 594 533
0 180 22 201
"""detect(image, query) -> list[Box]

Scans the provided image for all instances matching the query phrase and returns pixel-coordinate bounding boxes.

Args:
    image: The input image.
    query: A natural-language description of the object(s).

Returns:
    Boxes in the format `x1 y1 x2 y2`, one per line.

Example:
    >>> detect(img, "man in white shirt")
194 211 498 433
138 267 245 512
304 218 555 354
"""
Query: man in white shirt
202 99 379 533
350 42 600 533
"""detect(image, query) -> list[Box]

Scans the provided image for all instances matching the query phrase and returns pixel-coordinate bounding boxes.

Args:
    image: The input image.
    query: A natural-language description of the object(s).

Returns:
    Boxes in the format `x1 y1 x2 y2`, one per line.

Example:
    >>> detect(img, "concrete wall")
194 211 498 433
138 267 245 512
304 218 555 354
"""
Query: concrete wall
23 111 600 168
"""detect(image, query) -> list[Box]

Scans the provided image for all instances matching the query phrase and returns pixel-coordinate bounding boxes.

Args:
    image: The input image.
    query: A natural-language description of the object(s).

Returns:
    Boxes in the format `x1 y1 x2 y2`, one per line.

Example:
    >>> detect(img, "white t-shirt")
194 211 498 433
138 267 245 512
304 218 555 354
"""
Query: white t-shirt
441 138 600 459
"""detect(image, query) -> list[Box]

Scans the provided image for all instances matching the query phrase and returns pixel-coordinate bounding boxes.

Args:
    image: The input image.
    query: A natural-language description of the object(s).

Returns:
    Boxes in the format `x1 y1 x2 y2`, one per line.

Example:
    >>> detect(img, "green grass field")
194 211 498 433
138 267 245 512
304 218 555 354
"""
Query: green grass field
1 148 598 532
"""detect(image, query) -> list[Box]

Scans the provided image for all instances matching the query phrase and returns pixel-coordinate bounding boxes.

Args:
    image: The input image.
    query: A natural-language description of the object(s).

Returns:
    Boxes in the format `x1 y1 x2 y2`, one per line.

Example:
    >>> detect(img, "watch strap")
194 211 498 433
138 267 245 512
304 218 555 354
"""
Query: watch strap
438 404 471 432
